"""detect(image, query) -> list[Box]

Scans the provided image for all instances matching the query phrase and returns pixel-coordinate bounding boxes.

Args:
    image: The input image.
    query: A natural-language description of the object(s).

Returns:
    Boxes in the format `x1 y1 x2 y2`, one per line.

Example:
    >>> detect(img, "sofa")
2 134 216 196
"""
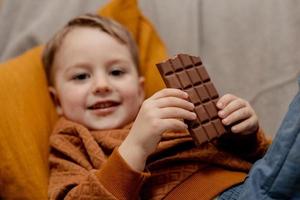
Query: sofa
1 0 300 199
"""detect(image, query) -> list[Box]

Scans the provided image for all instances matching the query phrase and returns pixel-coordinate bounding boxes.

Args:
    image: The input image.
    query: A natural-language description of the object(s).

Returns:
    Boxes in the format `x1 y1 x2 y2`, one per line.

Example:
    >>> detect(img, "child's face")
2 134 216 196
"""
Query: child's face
50 27 145 130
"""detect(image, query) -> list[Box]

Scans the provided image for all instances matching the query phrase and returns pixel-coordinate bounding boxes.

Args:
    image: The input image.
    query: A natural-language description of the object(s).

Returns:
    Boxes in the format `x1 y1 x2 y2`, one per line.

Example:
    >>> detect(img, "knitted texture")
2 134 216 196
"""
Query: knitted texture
48 117 269 200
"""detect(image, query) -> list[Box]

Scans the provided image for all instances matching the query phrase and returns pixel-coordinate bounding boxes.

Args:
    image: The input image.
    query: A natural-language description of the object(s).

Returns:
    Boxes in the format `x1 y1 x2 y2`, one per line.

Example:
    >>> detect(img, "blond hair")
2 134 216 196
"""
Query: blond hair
42 13 139 86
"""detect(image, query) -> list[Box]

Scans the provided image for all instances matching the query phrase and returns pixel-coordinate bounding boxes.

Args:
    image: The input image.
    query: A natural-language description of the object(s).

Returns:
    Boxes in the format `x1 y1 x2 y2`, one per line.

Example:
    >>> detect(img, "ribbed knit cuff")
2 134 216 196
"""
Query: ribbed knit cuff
96 148 150 200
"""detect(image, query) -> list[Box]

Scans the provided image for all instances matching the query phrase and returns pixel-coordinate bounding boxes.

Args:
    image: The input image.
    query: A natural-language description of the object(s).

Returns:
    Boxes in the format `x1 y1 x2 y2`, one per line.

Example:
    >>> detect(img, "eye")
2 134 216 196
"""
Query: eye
110 68 125 76
72 73 90 81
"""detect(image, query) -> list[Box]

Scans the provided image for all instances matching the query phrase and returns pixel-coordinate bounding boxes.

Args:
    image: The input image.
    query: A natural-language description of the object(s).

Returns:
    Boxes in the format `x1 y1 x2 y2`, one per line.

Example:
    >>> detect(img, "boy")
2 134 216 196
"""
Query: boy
43 14 269 199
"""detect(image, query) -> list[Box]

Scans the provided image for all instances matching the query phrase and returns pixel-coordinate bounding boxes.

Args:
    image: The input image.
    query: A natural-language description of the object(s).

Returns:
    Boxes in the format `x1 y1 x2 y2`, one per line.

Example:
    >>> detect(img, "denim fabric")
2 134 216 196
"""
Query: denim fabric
220 77 300 200
218 184 244 200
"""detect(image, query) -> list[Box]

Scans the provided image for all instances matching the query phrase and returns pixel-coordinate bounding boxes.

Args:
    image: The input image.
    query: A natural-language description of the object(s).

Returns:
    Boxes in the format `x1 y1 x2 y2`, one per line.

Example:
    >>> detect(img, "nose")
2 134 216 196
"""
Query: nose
92 76 112 95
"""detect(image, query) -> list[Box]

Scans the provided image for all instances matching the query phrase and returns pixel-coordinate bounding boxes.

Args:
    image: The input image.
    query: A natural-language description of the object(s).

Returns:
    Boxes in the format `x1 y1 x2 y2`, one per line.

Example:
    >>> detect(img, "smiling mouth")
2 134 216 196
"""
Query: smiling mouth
87 101 120 110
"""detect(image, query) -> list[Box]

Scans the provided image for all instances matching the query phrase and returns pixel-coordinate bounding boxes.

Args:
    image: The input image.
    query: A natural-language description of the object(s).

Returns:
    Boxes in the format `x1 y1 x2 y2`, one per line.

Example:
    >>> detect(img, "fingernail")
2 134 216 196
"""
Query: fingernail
218 111 224 117
184 92 189 98
231 127 237 132
217 102 223 108
193 112 197 119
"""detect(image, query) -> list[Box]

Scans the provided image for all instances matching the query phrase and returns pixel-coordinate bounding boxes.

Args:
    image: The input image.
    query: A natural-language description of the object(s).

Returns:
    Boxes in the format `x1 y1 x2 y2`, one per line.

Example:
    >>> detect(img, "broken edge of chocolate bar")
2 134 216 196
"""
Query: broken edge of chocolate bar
156 54 227 146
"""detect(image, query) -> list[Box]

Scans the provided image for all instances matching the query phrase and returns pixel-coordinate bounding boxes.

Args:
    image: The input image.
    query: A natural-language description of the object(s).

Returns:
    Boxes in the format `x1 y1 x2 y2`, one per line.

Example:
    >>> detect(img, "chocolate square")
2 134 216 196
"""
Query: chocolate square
156 54 227 146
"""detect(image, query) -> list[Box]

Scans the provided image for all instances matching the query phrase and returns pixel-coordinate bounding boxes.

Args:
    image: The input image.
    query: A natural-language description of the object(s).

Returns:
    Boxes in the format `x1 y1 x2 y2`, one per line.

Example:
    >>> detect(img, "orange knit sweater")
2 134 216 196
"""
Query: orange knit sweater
48 117 269 200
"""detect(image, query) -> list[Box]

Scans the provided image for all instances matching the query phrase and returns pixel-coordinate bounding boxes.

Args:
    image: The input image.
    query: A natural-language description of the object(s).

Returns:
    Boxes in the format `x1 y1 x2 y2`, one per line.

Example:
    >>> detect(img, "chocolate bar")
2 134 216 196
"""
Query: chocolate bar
156 54 227 146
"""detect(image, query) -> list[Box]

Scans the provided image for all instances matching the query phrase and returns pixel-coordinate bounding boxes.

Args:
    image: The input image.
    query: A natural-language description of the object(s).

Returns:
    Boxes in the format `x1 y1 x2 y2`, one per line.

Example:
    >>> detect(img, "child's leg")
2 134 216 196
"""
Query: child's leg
220 79 300 199
236 79 300 199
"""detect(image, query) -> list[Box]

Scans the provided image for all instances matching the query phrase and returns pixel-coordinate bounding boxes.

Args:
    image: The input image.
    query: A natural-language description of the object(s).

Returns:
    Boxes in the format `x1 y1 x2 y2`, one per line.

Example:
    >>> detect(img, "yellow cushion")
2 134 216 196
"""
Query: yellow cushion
0 0 167 199
0 46 58 199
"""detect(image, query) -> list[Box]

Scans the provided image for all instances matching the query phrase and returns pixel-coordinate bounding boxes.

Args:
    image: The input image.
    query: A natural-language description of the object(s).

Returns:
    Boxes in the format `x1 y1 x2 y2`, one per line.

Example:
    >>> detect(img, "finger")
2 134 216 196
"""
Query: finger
218 98 247 118
156 96 195 111
230 117 258 134
159 107 197 120
216 94 237 109
222 107 252 126
161 118 188 132
150 88 188 100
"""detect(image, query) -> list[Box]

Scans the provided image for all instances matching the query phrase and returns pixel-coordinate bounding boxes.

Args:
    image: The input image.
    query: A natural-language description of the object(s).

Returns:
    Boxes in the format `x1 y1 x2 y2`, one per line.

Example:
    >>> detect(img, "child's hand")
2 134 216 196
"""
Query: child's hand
217 94 259 135
119 88 196 171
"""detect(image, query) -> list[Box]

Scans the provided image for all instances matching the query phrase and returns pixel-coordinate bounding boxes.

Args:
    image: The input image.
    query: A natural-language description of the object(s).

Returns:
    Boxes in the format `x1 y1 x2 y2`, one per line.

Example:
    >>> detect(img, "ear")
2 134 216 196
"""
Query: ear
48 86 63 115
138 76 145 103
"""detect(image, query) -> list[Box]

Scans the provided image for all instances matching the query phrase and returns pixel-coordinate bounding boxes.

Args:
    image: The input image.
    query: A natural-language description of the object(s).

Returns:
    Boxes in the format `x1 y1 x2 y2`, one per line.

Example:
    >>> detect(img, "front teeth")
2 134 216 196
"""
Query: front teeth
93 102 114 109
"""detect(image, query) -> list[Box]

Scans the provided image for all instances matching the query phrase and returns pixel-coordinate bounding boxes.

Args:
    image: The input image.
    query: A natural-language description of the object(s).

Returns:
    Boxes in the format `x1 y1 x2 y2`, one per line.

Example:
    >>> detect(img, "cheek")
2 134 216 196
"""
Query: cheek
121 85 143 108
59 87 86 111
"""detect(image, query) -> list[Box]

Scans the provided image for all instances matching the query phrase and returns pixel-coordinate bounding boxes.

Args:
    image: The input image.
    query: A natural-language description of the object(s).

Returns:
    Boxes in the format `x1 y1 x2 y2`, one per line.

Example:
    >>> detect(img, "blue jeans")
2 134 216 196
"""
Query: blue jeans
220 77 300 200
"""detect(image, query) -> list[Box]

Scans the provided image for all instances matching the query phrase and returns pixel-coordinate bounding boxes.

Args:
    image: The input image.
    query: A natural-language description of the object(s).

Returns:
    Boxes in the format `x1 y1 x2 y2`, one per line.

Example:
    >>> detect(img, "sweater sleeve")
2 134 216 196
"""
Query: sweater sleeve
96 149 150 200
48 120 149 200
49 147 149 200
